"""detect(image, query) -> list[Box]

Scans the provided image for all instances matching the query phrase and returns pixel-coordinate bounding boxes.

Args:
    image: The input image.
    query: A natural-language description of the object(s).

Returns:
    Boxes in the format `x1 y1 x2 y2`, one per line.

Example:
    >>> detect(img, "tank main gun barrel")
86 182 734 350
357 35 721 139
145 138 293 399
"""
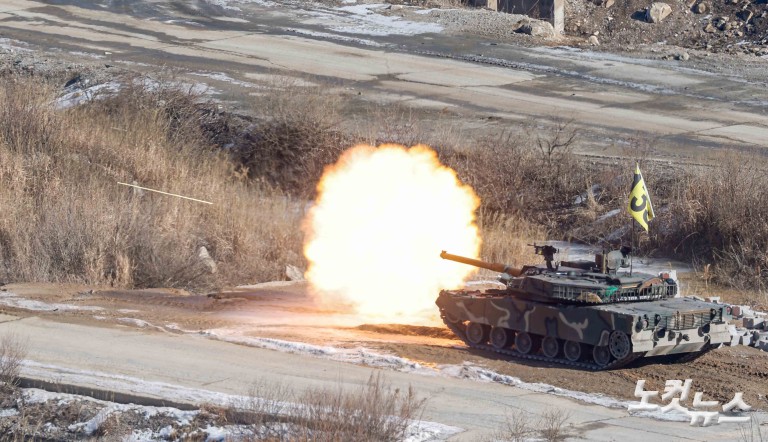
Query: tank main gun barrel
440 251 522 277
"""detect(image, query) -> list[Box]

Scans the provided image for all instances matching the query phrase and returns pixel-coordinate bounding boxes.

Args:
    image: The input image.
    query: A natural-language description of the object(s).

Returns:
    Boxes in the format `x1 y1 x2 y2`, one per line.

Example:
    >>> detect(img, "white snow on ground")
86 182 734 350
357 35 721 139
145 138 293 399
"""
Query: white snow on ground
190 72 258 88
0 291 103 312
203 425 257 441
18 389 199 436
117 317 168 332
54 81 121 110
207 0 442 36
284 28 385 47
18 362 461 441
69 51 105 59
203 330 434 374
204 0 277 10
0 38 32 52
329 3 443 36
0 408 19 418
596 208 621 222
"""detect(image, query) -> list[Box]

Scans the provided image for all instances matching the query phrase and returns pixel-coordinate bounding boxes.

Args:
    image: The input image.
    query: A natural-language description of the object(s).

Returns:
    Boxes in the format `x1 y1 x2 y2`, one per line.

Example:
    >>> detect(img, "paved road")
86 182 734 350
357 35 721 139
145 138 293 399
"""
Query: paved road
0 313 755 441
1 0 766 159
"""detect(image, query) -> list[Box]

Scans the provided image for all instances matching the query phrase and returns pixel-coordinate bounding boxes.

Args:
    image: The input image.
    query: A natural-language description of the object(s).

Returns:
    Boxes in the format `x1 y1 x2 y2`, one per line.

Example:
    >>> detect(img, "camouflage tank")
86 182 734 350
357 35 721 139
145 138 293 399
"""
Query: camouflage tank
436 245 731 370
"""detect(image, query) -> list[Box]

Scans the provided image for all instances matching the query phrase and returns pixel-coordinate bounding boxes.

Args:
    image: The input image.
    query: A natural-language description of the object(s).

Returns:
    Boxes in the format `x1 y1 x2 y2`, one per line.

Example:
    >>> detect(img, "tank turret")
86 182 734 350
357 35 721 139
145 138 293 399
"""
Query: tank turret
441 245 676 304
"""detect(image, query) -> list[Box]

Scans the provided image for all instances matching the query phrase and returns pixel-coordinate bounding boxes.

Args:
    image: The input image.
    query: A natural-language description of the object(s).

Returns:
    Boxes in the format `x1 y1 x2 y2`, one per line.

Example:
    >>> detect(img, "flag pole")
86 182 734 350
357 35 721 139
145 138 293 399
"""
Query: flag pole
630 218 635 276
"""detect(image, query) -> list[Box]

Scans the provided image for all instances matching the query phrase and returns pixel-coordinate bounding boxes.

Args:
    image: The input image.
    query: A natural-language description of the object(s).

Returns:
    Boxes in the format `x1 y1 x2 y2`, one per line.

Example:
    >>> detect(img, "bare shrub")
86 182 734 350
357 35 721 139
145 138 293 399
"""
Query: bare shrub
491 408 537 442
0 333 27 391
227 378 293 437
538 407 572 441
493 407 571 442
294 372 426 442
233 77 349 198
435 121 588 231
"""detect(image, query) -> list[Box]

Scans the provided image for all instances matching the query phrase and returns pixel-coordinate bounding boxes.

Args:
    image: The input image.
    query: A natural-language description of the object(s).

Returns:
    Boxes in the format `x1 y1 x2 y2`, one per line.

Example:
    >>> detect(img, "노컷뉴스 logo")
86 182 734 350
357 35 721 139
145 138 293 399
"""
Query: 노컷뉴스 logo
628 379 751 426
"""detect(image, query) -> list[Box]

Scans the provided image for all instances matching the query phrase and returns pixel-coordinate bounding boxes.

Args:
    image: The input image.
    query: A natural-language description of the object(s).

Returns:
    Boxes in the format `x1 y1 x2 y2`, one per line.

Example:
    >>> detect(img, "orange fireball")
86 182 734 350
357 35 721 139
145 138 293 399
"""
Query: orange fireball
303 144 481 322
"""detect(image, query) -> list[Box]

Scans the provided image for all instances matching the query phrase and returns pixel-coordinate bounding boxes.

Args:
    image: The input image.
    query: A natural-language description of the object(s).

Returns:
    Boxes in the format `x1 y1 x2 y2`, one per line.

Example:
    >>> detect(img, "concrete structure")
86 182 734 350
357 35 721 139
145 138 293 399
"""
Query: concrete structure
480 0 564 34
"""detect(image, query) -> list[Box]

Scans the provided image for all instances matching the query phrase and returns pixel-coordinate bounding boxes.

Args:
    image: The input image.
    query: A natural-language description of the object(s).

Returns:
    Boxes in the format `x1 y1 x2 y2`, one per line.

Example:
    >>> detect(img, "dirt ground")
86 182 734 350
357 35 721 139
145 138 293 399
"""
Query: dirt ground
3 280 766 413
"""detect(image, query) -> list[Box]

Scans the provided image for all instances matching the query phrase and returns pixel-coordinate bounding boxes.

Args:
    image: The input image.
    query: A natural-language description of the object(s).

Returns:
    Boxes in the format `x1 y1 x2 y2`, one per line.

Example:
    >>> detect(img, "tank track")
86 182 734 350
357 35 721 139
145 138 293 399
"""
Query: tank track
440 311 643 371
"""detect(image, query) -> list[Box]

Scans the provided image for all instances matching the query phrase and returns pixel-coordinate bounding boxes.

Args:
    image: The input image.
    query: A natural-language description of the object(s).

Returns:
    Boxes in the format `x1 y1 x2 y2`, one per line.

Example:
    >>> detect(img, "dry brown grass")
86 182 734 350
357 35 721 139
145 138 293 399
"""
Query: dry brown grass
656 152 768 290
0 77 304 290
3 71 767 293
478 210 546 268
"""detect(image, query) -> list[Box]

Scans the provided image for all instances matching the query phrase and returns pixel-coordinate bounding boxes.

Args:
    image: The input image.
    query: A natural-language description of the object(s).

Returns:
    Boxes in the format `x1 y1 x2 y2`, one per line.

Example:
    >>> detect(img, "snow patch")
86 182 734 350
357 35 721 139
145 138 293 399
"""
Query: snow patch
329 3 443 36
206 331 434 375
0 38 32 52
190 72 257 88
54 81 121 110
284 28 385 47
117 317 167 332
596 208 621 222
0 291 103 312
0 408 19 417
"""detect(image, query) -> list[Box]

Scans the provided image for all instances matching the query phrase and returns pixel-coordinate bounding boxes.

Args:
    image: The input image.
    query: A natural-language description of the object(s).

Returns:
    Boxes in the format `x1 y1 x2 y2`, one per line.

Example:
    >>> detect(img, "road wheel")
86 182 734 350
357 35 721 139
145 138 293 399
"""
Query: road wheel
608 331 632 360
563 340 582 362
592 345 611 367
490 326 512 349
466 322 489 345
541 336 560 358
514 332 537 355
443 312 461 324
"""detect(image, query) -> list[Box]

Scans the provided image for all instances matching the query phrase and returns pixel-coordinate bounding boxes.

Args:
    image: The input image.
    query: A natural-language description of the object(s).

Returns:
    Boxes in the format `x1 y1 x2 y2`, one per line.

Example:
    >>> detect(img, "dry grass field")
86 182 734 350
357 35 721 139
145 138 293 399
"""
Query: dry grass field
1 74 767 298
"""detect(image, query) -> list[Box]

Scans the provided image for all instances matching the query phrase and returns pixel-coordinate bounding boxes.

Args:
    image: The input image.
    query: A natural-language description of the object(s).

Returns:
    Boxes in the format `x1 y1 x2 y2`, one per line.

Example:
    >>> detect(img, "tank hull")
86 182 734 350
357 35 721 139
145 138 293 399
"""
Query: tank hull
437 289 730 369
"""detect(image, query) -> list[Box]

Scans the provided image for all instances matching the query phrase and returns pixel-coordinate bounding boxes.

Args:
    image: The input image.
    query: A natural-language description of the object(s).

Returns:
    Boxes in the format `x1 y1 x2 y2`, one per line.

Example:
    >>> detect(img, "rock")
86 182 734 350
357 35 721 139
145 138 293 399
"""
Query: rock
197 246 217 274
678 52 690 60
605 0 615 7
704 23 717 32
588 35 600 45
646 2 673 22
286 265 304 281
514 19 556 38
130 180 144 197
737 10 753 22
694 2 707 13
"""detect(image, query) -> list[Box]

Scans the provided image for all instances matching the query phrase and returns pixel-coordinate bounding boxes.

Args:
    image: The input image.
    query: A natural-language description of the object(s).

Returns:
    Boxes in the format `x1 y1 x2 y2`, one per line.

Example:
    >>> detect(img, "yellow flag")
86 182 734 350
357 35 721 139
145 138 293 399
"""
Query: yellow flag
628 163 654 231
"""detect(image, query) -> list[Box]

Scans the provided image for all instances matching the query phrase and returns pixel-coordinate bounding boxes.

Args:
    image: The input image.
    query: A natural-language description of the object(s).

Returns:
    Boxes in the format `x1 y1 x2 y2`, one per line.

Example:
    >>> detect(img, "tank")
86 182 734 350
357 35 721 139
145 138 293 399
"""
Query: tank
436 245 731 370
